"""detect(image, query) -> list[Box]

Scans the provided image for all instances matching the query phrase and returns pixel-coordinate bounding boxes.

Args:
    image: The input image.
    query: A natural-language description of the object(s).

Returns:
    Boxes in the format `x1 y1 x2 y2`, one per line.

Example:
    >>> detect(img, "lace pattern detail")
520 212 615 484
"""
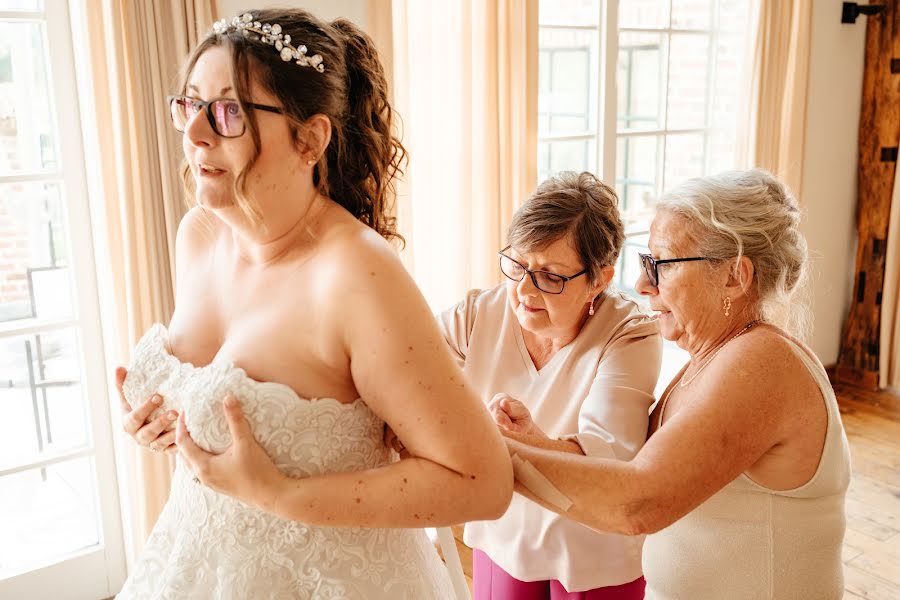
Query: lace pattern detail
117 324 454 599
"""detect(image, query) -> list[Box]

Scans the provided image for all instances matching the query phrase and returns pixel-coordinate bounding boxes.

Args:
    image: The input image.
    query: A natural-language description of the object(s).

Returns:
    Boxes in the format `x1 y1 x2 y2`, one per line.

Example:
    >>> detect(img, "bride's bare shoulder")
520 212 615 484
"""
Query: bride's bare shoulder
176 206 222 258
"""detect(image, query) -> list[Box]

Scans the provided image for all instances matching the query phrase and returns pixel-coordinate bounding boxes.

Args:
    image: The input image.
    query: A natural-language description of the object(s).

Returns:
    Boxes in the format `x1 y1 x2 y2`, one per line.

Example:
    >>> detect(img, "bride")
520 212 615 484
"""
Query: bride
115 8 512 599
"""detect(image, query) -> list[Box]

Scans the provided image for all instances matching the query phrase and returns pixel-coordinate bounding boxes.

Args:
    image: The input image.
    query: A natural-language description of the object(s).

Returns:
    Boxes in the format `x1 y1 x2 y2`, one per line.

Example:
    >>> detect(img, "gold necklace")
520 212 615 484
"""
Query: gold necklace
658 320 759 427
679 320 759 387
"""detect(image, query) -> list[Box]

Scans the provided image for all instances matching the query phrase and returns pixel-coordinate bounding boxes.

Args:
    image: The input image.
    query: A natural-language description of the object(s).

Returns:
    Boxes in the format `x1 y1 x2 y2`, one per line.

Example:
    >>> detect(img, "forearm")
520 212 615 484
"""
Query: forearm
502 429 584 455
259 455 510 527
506 438 656 535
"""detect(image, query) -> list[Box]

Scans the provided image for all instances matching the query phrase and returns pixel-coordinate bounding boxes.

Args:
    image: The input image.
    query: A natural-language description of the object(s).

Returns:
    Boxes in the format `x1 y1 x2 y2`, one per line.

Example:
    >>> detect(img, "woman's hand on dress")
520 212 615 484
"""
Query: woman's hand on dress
487 393 546 438
175 395 286 511
117 366 178 454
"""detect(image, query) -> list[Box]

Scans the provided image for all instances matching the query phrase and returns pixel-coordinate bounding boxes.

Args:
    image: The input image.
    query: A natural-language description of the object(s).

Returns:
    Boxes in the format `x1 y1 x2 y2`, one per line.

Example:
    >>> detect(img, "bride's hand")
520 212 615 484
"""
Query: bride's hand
175 395 286 510
118 366 178 454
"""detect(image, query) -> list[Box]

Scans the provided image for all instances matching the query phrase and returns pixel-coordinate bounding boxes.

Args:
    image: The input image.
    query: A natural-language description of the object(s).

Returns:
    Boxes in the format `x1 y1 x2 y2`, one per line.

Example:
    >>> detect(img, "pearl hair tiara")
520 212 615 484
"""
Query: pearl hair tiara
212 13 326 73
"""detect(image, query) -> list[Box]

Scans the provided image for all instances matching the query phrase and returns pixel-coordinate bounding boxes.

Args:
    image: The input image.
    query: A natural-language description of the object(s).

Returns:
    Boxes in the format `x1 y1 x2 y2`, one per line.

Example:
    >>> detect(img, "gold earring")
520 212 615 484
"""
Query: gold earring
589 298 596 316
723 296 732 317
306 158 316 166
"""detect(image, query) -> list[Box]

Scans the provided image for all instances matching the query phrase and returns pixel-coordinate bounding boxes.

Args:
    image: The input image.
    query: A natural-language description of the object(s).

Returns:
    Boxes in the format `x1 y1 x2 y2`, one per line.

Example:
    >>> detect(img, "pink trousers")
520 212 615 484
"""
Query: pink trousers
472 549 646 600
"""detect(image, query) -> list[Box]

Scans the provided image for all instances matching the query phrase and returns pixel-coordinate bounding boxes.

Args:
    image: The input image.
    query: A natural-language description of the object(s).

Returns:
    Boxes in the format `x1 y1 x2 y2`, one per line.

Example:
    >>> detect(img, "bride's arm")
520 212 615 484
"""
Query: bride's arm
178 231 514 527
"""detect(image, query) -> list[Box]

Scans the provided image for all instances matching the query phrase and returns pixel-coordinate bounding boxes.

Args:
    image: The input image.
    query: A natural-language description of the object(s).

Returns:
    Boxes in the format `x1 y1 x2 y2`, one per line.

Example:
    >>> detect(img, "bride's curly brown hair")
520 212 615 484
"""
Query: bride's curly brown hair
179 8 406 244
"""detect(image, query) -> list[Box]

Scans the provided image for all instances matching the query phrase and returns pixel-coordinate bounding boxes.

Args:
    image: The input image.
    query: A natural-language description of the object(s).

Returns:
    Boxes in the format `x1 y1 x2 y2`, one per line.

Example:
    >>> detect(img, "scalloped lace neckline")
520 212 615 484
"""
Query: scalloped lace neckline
149 323 362 409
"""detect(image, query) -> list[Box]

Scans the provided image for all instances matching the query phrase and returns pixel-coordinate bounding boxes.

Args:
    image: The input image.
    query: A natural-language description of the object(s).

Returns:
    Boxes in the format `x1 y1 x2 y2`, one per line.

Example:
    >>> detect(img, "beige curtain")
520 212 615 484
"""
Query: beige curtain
388 0 538 312
879 155 900 390
738 0 812 198
84 0 215 559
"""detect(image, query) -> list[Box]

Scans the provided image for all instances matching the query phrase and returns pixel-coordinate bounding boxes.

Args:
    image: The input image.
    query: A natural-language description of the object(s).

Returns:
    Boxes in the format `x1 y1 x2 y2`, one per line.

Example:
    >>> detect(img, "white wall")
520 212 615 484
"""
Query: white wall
800 1 867 364
216 0 368 28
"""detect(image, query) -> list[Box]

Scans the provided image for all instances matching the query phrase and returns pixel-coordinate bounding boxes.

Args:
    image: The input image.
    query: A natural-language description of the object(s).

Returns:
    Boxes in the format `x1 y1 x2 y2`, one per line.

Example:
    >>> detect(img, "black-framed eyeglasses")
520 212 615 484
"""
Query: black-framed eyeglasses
638 252 715 287
498 246 587 294
166 95 284 138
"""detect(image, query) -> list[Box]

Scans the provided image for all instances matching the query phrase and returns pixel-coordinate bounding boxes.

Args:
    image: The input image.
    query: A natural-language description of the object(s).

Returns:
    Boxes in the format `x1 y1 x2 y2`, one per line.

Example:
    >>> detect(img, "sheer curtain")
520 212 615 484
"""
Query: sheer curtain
82 0 215 561
738 0 812 198
388 0 538 312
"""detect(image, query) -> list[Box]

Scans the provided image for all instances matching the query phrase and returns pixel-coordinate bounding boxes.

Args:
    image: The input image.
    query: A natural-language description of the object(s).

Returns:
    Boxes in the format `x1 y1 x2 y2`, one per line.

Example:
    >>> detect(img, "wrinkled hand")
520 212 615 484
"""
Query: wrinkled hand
487 393 546 437
117 366 178 454
176 395 285 510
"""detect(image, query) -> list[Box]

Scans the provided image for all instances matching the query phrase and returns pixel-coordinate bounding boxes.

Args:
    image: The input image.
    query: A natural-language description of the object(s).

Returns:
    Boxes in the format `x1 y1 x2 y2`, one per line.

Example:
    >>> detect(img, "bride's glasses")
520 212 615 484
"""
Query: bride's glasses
167 95 284 138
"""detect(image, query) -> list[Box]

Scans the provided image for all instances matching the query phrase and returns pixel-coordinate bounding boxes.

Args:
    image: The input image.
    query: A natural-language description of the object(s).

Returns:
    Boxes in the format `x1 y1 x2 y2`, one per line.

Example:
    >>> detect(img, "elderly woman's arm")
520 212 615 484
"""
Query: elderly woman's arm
505 335 798 536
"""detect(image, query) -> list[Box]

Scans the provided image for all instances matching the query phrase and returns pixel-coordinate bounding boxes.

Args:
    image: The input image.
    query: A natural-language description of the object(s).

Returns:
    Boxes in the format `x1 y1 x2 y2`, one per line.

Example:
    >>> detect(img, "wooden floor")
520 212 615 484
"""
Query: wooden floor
835 383 900 600
445 384 900 599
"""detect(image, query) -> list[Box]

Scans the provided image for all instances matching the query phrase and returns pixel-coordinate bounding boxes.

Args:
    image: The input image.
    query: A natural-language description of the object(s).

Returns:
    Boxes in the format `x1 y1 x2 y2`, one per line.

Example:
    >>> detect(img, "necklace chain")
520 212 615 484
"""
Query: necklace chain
657 320 759 428
678 320 759 388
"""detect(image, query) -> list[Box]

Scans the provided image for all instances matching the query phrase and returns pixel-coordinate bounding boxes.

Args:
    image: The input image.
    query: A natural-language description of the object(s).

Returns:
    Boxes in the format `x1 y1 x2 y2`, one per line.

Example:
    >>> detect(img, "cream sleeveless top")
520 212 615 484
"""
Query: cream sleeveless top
642 337 851 600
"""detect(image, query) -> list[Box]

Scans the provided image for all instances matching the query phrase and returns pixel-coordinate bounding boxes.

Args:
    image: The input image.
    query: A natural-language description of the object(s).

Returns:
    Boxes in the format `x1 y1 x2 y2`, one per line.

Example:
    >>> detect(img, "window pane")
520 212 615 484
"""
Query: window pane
615 233 649 296
719 0 754 31
617 32 665 131
706 128 738 174
672 0 713 29
539 0 599 26
0 0 43 10
542 139 595 180
538 141 551 182
0 457 100 577
618 0 669 29
0 21 57 174
0 328 88 470
616 135 659 216
539 28 597 136
666 33 710 129
0 182 73 322
664 133 705 188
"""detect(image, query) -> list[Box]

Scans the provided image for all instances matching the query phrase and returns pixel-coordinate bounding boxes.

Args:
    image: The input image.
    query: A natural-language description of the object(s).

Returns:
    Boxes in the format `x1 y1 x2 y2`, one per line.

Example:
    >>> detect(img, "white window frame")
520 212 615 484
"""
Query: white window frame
538 0 735 233
0 1 126 597
538 0 745 390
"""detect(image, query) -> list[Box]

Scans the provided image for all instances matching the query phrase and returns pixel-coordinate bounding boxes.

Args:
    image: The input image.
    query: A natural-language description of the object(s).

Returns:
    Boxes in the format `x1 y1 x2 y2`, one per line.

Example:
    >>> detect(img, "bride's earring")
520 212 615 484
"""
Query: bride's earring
306 158 316 166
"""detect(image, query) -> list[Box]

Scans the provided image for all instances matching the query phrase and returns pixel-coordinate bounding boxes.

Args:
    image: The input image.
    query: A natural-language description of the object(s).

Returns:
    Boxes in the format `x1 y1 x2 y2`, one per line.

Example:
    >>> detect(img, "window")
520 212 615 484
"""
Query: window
0 0 125 596
539 0 753 387
538 0 752 294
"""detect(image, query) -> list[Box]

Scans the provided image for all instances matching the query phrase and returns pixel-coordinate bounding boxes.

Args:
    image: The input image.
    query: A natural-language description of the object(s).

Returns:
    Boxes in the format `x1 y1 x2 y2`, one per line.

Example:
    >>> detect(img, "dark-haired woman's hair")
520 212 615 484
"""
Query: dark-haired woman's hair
179 9 406 243
508 171 624 284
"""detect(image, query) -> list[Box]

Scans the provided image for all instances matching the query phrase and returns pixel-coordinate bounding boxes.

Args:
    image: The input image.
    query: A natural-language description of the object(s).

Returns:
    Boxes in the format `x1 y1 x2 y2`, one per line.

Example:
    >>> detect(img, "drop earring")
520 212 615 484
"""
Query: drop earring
589 297 596 316
723 296 732 317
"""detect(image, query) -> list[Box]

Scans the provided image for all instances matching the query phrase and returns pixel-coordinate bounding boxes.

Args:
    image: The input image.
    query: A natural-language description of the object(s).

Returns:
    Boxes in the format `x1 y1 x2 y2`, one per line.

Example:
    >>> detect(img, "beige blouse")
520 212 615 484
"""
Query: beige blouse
438 285 662 591
642 336 851 600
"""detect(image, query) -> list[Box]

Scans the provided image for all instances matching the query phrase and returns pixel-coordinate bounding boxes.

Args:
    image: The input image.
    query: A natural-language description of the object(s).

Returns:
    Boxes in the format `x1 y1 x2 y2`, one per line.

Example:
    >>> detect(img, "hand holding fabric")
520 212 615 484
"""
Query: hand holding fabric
175 395 285 511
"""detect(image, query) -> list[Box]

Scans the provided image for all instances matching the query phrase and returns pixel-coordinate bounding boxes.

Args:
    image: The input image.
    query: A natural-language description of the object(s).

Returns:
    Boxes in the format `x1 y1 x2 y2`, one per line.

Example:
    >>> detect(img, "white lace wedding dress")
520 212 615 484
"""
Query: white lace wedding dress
116 324 455 599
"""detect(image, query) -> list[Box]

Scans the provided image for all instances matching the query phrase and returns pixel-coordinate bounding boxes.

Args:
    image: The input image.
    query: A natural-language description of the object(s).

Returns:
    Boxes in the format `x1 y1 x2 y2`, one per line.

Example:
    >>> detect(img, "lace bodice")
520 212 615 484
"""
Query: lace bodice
116 324 454 599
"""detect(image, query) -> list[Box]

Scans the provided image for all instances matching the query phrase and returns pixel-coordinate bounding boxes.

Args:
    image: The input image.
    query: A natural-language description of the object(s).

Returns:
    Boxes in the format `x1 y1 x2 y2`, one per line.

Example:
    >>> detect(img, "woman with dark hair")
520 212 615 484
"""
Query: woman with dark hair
116 9 512 598
439 172 661 599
